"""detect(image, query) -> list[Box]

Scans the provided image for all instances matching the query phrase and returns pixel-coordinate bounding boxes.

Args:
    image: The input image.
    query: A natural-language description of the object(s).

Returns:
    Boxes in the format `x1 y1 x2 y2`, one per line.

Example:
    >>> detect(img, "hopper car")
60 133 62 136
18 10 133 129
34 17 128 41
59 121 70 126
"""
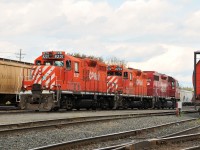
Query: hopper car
19 51 180 111
0 58 32 107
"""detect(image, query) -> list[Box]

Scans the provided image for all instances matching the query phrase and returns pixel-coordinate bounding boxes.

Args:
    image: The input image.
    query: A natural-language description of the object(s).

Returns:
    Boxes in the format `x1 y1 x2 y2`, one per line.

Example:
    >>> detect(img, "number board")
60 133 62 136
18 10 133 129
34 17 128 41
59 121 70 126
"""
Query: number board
42 51 65 59
42 54 50 59
54 54 64 59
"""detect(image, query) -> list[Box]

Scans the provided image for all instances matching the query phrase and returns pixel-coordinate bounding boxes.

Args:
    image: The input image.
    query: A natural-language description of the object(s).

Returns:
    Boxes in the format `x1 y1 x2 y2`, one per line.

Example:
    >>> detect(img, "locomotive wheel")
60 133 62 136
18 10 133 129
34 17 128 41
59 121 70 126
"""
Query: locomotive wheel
51 107 59 111
101 100 109 110
91 105 96 110
122 99 128 109
66 98 73 111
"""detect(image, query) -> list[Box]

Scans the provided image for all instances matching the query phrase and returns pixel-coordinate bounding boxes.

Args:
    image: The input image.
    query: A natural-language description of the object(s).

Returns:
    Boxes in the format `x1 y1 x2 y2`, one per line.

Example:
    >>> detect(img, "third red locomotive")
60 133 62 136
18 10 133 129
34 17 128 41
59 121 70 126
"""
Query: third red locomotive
19 51 180 111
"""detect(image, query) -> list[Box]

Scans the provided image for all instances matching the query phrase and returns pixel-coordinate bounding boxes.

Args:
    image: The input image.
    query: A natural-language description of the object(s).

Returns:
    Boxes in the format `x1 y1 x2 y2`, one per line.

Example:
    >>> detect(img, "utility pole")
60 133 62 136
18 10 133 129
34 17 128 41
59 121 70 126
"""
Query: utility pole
16 49 26 61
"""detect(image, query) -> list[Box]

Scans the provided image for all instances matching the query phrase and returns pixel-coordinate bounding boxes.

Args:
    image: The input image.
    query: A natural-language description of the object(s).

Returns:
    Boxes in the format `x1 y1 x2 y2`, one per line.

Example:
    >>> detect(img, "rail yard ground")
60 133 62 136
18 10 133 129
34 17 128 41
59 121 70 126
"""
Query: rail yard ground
0 106 195 125
0 106 199 150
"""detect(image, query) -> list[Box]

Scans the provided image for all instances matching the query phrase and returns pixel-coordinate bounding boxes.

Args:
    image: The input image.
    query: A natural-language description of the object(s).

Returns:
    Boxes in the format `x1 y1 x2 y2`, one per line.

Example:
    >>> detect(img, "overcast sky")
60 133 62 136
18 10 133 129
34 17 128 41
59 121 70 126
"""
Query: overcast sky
0 0 199 87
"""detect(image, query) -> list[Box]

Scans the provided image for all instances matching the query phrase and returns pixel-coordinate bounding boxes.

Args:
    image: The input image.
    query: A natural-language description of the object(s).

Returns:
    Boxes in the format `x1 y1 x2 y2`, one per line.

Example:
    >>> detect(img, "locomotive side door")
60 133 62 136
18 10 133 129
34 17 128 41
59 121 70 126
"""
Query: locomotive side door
64 60 73 90
83 68 89 92
65 59 81 92
123 71 129 94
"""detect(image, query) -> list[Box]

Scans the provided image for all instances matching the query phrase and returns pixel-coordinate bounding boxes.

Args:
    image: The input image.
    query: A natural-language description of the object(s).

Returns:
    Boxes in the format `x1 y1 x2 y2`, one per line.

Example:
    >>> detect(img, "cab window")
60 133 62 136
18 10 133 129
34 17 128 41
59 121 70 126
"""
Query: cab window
130 73 132 81
66 60 71 70
75 62 79 73
123 72 128 79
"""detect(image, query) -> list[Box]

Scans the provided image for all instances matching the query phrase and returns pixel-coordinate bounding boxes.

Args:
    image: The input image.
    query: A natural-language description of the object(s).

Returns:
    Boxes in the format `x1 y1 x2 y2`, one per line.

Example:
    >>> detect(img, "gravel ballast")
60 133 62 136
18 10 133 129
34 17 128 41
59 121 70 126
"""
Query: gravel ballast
0 113 199 150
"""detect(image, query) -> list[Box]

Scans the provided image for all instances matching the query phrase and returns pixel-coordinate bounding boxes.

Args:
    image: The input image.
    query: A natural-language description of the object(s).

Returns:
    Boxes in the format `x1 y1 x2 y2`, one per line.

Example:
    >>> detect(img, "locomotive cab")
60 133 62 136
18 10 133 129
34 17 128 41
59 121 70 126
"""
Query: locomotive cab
144 71 179 109
20 51 67 111
107 65 123 94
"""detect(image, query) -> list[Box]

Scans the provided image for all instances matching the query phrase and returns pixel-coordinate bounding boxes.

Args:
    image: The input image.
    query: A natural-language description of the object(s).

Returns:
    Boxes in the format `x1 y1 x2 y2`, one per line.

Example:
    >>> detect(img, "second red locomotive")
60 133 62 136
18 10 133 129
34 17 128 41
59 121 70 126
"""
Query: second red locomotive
19 51 180 111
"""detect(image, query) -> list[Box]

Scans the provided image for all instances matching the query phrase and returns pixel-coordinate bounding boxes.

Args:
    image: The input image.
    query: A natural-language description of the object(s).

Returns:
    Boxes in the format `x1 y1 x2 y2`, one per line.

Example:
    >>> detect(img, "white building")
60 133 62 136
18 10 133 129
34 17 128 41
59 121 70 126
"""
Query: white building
180 89 194 105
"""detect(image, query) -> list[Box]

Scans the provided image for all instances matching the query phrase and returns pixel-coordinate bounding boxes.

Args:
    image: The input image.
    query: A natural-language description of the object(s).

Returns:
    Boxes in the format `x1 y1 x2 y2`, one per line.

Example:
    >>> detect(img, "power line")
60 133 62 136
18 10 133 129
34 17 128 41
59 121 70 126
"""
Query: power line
15 49 26 61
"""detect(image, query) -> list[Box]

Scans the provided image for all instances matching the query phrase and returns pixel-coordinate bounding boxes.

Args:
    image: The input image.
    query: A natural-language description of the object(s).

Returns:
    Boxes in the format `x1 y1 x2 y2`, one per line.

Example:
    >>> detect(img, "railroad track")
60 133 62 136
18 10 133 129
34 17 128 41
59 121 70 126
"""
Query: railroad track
30 117 199 150
184 145 200 150
106 133 200 150
98 124 200 150
104 125 200 150
0 111 180 135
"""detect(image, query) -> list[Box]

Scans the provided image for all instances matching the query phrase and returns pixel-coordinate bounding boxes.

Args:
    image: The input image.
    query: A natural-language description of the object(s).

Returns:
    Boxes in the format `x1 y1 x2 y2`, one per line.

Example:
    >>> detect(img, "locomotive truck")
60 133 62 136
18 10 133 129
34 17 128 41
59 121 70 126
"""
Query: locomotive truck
19 51 180 111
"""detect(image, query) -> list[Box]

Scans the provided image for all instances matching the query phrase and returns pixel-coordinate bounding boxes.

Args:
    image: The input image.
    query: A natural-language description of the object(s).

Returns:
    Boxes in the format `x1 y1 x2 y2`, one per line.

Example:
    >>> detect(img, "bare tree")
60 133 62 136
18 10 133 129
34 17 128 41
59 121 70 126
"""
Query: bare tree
68 52 104 62
106 56 127 66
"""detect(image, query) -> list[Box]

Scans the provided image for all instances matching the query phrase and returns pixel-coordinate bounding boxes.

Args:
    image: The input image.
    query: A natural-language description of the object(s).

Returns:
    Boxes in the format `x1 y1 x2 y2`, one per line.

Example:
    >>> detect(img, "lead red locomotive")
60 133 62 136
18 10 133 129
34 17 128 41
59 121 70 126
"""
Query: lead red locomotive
19 51 180 111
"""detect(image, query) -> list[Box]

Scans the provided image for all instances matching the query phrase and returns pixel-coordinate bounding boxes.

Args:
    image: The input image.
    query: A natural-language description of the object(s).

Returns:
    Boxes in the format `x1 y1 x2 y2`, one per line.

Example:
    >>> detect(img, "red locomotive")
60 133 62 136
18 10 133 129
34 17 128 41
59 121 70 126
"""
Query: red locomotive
144 71 179 109
19 51 180 111
193 51 200 110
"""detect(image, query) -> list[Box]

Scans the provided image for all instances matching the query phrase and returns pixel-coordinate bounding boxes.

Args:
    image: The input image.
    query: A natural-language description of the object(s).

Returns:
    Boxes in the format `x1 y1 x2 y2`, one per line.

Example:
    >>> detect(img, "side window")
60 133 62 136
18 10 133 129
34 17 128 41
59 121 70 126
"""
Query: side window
172 81 175 87
36 60 41 65
66 60 71 70
130 73 132 81
75 62 79 73
123 72 128 79
154 75 159 81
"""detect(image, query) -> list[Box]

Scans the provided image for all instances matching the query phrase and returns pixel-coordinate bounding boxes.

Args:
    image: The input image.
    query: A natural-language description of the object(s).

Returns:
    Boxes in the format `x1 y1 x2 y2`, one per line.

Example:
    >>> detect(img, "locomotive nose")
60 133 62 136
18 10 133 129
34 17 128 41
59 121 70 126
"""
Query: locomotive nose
30 84 43 104
31 95 41 104
32 84 42 93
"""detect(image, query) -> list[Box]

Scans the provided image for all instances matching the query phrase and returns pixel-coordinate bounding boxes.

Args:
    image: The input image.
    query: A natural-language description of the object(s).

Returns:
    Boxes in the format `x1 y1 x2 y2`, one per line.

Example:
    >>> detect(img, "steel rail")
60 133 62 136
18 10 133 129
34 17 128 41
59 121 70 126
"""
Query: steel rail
96 124 200 150
0 109 197 115
114 133 200 150
93 142 134 150
30 118 198 150
150 133 200 145
183 145 200 150
105 133 200 150
161 125 200 138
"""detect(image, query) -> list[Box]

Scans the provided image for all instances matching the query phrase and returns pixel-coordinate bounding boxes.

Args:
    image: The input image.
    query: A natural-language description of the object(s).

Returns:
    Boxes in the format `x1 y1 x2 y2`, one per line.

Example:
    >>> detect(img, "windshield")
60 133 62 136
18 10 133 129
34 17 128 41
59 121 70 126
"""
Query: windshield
54 61 64 66
107 71 122 76
44 61 64 67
